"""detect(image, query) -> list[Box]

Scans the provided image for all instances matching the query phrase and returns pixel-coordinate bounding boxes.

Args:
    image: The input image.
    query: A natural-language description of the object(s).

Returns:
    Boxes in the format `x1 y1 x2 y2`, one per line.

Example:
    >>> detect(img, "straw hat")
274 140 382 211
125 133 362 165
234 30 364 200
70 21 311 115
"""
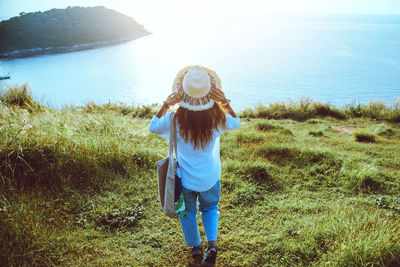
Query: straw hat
172 65 222 111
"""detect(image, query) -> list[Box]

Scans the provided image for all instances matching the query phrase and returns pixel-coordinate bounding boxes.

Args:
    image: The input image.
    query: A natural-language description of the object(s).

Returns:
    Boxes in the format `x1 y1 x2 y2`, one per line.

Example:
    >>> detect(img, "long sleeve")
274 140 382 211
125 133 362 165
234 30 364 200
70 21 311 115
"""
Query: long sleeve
225 113 240 130
216 113 240 135
148 112 172 139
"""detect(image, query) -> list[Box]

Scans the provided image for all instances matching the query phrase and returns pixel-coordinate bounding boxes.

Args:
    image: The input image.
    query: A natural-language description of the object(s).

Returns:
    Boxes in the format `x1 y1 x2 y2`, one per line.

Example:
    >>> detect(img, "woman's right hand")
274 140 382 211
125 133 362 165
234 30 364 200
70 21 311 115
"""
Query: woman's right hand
210 87 228 104
210 87 237 117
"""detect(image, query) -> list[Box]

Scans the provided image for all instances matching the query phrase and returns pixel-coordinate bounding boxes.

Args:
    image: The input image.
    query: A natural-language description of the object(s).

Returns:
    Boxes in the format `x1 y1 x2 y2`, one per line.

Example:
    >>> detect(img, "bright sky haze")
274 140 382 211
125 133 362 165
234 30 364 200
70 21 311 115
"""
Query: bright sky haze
1 0 400 33
1 0 400 25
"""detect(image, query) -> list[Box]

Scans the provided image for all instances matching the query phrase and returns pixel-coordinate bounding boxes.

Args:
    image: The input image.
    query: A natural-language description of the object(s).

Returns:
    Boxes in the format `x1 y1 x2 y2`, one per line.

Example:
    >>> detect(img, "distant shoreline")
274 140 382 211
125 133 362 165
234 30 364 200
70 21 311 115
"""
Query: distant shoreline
0 32 151 60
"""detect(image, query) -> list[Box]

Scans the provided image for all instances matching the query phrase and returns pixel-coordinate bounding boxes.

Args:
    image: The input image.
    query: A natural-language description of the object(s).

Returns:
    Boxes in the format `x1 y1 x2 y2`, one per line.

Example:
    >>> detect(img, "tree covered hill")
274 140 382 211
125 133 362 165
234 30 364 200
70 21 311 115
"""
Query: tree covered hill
0 6 150 58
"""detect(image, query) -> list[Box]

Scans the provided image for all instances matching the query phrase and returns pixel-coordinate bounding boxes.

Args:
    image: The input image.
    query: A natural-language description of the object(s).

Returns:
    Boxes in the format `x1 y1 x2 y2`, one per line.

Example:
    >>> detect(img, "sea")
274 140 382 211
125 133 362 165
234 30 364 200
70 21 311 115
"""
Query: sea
1 14 399 111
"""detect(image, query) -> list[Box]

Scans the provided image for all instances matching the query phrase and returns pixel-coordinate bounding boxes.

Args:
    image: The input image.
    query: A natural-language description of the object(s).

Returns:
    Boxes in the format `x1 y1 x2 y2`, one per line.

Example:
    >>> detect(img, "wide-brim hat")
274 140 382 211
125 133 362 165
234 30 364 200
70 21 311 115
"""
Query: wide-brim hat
172 65 222 111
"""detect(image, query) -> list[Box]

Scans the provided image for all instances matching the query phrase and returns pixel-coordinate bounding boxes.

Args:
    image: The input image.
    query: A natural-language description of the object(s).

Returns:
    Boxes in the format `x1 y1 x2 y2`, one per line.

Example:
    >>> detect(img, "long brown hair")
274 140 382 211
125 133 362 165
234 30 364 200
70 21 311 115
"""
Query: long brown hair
174 103 227 150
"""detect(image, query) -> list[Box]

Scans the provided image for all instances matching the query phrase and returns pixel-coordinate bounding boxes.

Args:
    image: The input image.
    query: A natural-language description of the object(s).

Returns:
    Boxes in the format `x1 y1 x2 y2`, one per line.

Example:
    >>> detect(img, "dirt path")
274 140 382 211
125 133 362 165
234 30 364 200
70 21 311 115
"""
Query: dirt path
331 125 359 134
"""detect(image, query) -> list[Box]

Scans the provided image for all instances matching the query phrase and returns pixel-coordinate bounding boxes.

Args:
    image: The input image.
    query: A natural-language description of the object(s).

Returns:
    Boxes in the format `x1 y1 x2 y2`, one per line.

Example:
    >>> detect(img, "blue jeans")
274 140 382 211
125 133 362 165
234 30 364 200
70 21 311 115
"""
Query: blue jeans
179 180 221 247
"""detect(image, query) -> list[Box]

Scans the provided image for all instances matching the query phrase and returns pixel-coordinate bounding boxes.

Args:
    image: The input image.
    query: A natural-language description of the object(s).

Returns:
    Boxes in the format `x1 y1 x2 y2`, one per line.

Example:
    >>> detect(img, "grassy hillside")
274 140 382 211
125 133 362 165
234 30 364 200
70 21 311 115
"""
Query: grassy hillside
1 85 399 266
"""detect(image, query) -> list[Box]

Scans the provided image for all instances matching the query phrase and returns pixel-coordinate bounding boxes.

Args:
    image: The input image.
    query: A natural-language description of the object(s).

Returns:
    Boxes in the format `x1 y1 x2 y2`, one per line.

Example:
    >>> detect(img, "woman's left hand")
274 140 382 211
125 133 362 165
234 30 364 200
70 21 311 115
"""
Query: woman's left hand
164 91 183 107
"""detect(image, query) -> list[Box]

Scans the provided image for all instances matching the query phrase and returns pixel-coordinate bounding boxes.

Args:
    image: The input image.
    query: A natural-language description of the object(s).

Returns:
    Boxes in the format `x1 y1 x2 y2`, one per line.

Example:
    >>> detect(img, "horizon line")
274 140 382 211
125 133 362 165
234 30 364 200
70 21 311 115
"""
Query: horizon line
1 9 400 21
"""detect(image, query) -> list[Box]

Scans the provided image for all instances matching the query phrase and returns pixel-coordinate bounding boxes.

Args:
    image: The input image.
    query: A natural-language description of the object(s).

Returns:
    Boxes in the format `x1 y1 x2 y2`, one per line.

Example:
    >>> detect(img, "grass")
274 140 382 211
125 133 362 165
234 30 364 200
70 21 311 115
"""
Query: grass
353 131 377 143
0 83 43 113
1 85 400 266
241 97 400 123
309 130 324 137
82 101 158 118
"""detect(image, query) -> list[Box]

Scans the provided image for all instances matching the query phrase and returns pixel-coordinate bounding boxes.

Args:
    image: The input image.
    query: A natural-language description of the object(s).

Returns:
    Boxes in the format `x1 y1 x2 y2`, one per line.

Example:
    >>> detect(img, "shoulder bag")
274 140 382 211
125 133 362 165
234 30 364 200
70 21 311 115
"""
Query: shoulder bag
156 114 186 218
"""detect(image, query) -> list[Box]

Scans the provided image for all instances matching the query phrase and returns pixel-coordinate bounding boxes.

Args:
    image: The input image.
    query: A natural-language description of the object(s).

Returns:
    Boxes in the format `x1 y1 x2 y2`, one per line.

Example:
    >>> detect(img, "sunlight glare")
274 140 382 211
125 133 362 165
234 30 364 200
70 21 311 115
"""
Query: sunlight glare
119 0 304 32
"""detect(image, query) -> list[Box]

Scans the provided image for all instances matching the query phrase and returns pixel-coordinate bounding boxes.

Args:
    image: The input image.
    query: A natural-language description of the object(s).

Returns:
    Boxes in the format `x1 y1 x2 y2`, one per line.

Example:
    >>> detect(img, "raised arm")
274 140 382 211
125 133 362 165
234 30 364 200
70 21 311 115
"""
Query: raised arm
155 91 183 118
209 87 237 118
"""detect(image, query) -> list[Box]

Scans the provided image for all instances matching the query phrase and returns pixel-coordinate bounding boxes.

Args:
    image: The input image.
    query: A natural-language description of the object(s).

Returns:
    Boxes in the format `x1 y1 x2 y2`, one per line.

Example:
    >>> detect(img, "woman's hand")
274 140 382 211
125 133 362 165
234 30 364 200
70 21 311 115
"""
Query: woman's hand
210 87 229 104
164 91 183 107
209 87 237 117
155 91 183 118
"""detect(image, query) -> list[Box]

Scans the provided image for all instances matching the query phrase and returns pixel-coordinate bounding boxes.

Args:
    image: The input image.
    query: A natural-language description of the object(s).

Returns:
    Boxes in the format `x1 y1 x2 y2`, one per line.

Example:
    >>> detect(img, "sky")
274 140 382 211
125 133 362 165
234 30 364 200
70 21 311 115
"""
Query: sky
1 0 400 31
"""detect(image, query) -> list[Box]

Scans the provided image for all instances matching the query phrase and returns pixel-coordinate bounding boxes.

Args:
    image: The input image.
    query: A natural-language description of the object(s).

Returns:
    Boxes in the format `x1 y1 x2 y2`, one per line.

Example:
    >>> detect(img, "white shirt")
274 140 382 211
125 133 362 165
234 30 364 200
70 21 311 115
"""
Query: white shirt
148 112 240 192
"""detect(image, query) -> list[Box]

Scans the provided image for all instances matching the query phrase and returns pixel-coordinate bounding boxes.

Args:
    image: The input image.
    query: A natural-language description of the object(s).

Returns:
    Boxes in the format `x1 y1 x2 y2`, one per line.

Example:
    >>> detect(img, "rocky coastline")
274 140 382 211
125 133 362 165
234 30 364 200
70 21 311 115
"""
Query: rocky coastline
0 32 150 60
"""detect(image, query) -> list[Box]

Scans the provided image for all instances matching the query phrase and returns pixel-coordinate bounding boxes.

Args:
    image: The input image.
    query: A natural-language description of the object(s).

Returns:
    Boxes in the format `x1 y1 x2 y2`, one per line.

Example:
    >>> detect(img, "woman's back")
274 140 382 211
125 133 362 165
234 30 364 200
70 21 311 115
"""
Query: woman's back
148 111 240 191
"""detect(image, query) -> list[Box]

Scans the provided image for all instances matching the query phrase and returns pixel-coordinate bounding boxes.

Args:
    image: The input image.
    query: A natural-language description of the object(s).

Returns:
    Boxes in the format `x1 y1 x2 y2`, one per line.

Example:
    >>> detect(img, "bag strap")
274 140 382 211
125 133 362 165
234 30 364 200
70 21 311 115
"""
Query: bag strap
168 113 178 158
173 115 178 157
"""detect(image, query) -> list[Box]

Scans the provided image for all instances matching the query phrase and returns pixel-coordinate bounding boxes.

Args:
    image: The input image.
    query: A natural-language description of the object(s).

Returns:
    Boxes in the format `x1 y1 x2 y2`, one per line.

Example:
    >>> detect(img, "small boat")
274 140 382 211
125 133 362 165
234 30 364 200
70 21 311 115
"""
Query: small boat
0 76 10 80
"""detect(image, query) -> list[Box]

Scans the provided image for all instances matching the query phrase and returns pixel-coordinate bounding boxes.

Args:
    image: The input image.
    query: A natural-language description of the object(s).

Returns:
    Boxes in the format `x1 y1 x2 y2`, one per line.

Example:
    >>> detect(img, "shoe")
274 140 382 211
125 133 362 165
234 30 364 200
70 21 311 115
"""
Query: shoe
192 243 203 264
201 244 217 266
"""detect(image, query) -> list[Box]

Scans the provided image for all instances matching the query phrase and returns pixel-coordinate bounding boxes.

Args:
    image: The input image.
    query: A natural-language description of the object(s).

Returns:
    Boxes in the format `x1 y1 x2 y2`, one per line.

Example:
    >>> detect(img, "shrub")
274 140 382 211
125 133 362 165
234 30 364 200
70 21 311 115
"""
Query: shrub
313 103 346 120
309 130 324 137
256 121 283 131
130 105 154 118
389 112 400 123
345 101 387 119
0 83 42 112
239 99 346 121
344 99 400 123
239 108 256 118
240 99 400 122
306 118 323 124
255 121 293 135
353 131 376 143
381 98 400 122
82 102 156 118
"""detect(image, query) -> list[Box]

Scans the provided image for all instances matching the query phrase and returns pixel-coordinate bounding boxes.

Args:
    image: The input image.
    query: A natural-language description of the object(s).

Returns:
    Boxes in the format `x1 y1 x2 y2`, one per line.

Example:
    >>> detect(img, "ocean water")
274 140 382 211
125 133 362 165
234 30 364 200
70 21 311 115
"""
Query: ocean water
1 14 399 111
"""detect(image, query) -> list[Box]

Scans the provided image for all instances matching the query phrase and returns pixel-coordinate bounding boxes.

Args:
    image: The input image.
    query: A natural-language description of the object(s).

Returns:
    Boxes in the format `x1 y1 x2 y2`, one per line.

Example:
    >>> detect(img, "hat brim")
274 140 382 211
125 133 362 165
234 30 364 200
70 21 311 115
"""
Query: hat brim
172 65 222 111
179 99 215 111
172 65 222 93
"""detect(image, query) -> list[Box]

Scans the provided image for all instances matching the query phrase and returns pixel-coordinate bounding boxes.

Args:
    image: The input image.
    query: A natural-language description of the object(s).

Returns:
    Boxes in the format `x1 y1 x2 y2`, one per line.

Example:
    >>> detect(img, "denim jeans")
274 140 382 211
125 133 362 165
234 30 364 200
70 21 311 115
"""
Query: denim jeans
179 179 221 247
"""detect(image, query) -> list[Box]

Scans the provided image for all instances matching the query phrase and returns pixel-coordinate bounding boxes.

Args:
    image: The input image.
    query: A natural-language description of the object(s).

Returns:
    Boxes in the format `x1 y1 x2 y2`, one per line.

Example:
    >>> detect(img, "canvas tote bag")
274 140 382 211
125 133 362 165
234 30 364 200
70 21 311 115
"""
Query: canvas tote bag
156 114 185 218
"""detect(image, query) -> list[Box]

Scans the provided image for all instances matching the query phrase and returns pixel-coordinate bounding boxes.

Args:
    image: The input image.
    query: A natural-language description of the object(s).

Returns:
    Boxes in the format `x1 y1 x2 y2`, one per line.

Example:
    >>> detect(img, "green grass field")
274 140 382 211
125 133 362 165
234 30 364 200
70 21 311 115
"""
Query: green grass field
1 85 400 266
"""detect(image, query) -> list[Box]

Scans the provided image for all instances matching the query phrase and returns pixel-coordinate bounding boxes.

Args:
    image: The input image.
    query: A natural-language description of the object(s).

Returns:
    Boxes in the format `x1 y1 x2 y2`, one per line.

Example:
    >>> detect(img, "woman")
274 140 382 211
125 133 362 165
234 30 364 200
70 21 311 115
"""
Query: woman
148 65 240 265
